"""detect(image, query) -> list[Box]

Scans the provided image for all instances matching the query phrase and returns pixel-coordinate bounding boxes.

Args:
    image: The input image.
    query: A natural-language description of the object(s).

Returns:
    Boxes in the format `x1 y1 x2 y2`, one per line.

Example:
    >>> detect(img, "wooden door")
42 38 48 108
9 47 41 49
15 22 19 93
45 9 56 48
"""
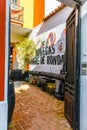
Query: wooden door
65 6 80 130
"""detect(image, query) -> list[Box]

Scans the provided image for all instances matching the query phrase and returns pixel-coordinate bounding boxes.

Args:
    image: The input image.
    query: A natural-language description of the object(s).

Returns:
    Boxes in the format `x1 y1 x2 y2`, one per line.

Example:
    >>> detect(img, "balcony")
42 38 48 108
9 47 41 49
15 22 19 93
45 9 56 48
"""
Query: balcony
10 3 24 26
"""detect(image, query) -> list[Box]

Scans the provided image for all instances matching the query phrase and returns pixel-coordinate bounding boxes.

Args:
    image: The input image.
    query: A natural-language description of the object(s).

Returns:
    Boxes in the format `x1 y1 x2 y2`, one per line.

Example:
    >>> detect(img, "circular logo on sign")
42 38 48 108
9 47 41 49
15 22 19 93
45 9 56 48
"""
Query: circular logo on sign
47 32 56 46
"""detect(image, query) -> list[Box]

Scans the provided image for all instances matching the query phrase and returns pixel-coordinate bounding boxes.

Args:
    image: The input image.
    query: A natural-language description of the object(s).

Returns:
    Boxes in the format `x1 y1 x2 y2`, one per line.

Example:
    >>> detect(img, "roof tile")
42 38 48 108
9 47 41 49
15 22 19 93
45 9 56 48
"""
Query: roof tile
43 3 65 21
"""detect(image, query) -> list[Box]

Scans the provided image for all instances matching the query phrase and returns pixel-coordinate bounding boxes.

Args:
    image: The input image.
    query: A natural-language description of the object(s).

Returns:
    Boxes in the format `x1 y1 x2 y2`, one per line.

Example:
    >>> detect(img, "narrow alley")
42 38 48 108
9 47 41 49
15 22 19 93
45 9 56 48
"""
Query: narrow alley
9 82 72 130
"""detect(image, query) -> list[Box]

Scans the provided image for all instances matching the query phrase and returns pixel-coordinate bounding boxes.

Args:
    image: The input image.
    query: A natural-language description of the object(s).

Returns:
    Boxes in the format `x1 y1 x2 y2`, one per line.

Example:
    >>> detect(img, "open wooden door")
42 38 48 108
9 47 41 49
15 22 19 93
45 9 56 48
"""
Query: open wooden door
64 6 80 130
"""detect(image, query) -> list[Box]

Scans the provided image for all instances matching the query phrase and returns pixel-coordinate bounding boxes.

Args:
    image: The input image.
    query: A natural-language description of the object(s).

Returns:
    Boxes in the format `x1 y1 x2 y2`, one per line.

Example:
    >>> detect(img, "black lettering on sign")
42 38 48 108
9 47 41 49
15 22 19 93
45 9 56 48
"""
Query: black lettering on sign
49 55 53 64
48 46 51 54
45 46 49 55
47 55 53 64
47 55 63 65
47 56 50 64
52 56 56 65
40 56 45 64
56 55 61 65
61 54 64 62
51 46 55 54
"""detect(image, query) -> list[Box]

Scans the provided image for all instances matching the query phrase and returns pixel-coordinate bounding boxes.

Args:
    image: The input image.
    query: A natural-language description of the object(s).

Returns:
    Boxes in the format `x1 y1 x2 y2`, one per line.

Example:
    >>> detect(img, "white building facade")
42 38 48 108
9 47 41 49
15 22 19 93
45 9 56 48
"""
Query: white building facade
29 5 73 92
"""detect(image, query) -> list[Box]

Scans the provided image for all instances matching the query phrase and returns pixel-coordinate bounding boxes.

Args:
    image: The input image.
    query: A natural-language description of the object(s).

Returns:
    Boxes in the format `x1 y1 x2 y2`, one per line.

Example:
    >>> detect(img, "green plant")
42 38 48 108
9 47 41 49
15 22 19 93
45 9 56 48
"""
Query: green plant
47 83 56 95
16 38 36 69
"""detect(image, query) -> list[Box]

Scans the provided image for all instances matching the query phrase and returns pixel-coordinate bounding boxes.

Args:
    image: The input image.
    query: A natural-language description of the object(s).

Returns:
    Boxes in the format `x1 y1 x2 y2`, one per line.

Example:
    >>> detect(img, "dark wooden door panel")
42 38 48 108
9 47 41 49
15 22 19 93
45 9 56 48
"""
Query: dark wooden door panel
65 92 74 127
64 7 78 129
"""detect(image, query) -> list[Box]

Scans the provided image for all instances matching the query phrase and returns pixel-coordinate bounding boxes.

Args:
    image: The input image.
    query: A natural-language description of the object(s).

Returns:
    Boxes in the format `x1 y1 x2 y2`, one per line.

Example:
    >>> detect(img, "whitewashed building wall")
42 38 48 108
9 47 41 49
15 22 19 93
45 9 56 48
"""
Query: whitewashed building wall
29 6 72 91
80 0 87 130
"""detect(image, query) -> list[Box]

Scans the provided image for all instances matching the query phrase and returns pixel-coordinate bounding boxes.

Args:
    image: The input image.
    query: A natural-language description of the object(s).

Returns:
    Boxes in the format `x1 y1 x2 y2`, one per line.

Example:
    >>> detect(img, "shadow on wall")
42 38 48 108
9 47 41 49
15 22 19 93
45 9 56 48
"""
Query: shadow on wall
37 17 65 35
36 7 72 36
83 0 87 5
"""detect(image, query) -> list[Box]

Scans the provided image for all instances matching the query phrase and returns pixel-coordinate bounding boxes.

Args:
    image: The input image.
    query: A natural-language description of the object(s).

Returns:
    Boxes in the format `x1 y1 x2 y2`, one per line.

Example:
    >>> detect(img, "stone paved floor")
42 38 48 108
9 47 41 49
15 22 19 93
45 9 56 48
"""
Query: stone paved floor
9 82 72 130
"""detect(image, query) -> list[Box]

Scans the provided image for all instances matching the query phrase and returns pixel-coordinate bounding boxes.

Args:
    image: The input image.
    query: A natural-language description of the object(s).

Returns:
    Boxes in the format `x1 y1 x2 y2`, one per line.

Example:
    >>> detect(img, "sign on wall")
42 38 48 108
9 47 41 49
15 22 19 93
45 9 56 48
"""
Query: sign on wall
32 30 66 67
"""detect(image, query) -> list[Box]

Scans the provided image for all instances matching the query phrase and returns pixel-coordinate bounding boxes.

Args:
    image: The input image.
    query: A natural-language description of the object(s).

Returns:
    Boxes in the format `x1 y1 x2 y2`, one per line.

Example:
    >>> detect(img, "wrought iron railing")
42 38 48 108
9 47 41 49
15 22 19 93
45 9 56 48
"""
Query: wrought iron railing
10 3 24 23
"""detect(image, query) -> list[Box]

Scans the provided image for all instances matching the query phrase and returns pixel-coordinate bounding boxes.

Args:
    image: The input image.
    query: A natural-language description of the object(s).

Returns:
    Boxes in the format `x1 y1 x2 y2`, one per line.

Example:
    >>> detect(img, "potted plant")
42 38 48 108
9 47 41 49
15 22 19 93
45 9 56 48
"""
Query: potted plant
47 83 56 95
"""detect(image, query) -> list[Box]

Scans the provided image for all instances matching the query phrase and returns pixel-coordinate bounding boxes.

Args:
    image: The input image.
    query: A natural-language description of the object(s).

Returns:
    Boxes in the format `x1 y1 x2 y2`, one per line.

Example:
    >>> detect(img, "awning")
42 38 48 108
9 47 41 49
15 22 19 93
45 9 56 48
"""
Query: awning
11 23 31 36
11 23 32 43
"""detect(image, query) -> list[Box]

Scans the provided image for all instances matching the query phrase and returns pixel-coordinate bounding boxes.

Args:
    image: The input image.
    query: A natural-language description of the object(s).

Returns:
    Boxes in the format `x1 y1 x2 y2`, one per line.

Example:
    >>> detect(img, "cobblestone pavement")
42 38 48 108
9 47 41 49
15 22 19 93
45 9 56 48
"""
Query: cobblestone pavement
9 82 72 130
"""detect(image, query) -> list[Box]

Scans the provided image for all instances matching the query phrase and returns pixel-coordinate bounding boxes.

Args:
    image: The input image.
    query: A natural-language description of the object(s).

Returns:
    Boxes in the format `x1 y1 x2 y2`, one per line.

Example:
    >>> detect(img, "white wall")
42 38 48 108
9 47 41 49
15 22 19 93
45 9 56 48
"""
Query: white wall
45 0 61 16
80 0 87 130
29 6 72 92
0 102 8 130
30 6 72 73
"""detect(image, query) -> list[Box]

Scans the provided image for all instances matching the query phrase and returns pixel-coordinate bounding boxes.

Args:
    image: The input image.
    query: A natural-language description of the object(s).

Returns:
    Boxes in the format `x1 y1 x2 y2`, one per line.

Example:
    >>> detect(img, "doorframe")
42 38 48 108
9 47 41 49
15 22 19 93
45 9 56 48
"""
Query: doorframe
65 3 81 130
74 4 81 130
0 0 10 130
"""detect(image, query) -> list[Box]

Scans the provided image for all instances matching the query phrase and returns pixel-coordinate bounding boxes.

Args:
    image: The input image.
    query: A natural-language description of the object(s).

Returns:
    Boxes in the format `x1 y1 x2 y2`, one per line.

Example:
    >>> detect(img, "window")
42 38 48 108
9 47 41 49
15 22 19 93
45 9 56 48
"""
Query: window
11 0 18 10
11 0 17 4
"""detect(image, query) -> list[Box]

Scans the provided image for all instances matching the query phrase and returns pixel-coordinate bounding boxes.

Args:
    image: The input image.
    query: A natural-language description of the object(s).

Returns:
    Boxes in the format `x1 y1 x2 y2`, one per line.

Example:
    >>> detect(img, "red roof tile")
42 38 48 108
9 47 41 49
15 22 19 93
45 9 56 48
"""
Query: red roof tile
43 3 65 21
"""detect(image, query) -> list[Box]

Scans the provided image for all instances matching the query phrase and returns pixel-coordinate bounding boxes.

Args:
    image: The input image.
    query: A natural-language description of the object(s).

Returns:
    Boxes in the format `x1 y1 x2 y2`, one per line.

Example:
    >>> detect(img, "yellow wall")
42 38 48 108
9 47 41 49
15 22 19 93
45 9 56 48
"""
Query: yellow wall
20 0 34 29
11 33 23 43
20 0 44 29
33 0 44 27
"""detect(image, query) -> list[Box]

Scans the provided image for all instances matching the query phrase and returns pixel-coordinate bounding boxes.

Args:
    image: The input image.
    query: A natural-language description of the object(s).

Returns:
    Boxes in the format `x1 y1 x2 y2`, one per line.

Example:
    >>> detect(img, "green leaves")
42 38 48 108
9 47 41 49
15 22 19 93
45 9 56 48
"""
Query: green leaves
16 38 36 67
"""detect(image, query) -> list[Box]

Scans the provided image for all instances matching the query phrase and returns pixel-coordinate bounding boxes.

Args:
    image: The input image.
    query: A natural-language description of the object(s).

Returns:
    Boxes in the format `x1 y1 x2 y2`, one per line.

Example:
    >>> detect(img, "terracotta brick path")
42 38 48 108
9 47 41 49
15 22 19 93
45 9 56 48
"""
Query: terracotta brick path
9 82 72 130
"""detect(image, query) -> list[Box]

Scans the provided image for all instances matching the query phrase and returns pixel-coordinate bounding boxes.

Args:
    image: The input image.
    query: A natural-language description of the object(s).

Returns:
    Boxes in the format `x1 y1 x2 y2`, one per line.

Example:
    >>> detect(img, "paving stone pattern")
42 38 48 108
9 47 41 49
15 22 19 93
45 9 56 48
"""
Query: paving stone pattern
9 83 72 130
